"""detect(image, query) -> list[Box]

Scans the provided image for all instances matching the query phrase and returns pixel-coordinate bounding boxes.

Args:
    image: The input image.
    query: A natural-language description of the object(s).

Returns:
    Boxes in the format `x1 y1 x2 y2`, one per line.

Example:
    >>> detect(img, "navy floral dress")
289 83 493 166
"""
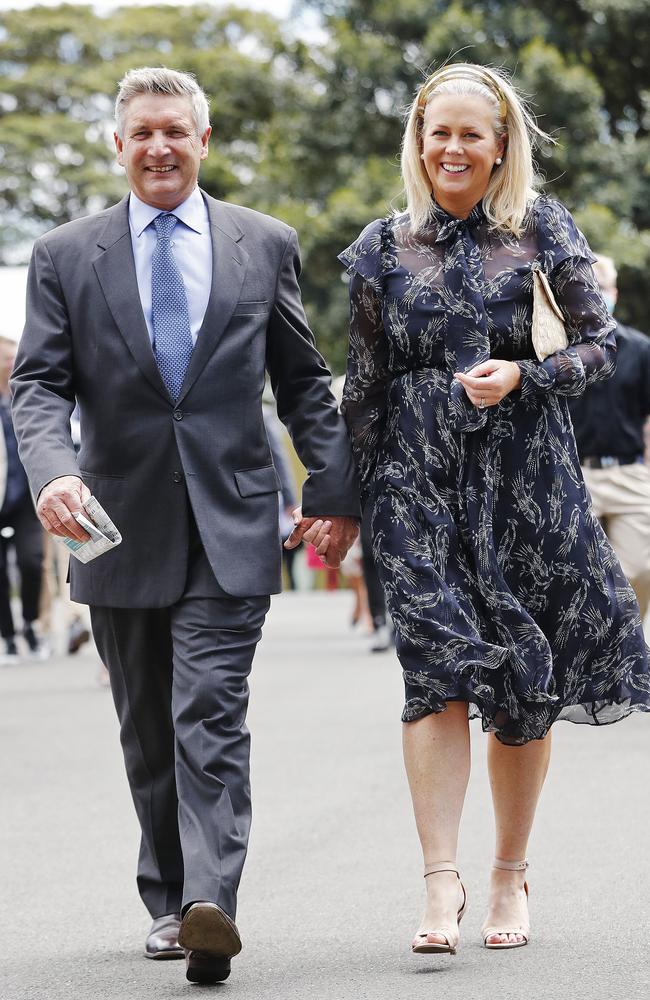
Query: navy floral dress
339 196 650 745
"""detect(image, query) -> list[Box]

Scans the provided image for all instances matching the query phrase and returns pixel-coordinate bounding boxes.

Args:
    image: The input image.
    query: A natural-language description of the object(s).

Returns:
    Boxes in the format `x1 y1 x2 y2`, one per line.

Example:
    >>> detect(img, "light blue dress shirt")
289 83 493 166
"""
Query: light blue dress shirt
128 187 212 346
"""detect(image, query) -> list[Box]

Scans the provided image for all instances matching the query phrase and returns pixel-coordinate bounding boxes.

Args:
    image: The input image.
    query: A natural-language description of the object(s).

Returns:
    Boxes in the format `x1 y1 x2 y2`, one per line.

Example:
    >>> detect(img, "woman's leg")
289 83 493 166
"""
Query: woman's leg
403 702 471 945
484 731 552 944
349 574 371 629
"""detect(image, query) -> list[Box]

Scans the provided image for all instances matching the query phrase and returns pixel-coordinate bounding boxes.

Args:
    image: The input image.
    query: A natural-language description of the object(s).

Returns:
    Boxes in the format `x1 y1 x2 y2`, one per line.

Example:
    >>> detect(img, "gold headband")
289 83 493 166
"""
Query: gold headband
416 65 508 124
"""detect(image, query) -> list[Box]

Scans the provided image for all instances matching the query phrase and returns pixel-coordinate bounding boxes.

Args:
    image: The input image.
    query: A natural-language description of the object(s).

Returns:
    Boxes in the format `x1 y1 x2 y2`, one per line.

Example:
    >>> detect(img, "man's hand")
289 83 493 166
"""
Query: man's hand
454 359 521 407
284 508 359 568
37 475 93 542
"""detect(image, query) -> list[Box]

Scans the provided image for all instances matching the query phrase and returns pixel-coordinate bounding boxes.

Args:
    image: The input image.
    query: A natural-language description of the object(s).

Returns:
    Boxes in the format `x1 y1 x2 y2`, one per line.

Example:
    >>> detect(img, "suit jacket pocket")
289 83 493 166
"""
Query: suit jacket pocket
231 300 269 316
234 465 281 497
78 470 125 501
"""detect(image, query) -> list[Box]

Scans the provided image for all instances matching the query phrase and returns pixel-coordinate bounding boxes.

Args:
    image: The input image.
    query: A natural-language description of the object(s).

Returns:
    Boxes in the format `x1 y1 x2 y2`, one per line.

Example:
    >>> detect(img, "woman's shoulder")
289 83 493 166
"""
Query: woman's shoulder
528 193 575 225
338 213 402 288
527 194 594 265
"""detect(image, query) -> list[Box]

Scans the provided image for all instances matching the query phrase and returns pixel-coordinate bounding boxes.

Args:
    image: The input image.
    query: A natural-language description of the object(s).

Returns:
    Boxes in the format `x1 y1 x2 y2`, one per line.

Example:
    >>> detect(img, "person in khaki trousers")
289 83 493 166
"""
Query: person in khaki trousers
570 254 650 620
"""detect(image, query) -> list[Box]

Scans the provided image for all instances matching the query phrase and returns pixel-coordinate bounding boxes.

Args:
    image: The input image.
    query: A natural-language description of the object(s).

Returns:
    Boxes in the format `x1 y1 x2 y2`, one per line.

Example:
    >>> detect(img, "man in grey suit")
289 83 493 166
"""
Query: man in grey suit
11 67 358 985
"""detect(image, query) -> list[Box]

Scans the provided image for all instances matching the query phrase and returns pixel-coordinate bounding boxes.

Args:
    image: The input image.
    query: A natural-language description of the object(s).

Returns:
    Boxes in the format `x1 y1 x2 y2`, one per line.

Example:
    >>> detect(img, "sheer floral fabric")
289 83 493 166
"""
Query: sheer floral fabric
339 196 650 744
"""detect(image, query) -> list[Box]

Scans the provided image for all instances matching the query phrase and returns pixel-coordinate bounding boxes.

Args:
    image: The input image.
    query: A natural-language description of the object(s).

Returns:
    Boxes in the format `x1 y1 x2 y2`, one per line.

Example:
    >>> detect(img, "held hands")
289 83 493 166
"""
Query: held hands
36 475 92 542
454 359 521 408
284 508 359 569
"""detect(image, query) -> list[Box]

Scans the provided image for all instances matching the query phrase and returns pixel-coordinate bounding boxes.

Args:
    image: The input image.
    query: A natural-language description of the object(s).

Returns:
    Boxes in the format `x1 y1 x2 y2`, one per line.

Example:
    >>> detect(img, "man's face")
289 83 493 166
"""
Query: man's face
598 280 618 315
114 94 211 210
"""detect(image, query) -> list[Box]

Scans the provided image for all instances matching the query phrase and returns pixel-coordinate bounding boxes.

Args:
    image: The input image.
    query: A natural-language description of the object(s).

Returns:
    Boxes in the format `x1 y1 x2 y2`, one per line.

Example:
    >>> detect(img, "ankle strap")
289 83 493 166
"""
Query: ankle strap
493 858 529 871
424 862 459 878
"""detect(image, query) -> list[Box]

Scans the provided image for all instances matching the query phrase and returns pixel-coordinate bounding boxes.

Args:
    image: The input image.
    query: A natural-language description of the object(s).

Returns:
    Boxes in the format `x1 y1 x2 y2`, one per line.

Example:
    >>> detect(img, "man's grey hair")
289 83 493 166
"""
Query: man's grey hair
115 67 210 137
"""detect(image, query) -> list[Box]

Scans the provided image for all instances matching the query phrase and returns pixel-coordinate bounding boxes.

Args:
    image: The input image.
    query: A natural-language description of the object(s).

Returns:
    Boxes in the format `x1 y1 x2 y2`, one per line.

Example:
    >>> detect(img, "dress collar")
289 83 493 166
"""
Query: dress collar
429 199 485 244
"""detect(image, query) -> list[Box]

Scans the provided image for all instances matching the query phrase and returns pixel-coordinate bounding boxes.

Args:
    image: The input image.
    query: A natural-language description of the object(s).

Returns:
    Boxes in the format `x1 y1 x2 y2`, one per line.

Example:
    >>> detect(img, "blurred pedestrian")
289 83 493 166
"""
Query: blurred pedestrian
41 533 91 654
360 502 392 651
12 66 358 985
340 535 372 629
339 62 649 957
0 335 47 661
569 254 650 621
39 404 92 657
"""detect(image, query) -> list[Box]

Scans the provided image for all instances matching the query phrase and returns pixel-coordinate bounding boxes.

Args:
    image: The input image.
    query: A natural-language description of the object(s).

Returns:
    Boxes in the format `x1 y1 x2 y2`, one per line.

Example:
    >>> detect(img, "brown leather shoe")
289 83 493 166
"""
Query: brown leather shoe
144 913 183 959
178 901 242 957
185 950 231 984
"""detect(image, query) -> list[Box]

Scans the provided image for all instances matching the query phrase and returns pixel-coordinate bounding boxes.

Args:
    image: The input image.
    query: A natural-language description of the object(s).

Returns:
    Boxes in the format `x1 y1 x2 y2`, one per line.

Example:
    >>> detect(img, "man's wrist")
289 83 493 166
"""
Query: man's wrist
37 473 81 501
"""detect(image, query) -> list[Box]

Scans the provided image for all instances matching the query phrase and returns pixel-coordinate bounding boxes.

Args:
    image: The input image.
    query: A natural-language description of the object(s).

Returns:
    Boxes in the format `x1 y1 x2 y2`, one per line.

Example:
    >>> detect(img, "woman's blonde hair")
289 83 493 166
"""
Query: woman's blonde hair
401 63 554 236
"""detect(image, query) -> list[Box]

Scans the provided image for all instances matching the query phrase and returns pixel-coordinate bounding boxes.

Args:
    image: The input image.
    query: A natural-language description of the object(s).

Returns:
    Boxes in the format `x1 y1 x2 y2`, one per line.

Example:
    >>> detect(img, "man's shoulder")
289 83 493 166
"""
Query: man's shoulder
205 195 293 243
36 199 126 251
617 322 650 351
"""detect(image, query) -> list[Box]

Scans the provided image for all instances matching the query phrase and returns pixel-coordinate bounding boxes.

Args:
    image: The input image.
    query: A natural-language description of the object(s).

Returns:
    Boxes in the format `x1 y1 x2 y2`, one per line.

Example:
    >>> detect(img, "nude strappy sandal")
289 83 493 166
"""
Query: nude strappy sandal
481 858 530 950
411 862 468 955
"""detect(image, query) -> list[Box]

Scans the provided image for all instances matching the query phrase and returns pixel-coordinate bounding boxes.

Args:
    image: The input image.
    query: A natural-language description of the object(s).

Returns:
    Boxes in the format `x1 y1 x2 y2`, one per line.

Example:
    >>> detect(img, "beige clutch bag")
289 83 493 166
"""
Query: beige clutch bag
532 266 568 361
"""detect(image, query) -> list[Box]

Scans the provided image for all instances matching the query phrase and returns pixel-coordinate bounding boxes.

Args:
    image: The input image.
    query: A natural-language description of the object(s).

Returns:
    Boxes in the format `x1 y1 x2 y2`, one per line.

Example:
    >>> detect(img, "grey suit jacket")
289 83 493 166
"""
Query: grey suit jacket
11 191 359 606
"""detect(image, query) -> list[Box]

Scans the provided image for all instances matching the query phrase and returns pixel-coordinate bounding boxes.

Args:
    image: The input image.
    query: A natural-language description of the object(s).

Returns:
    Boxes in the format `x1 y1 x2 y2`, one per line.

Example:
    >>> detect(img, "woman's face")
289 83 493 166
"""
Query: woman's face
420 93 505 218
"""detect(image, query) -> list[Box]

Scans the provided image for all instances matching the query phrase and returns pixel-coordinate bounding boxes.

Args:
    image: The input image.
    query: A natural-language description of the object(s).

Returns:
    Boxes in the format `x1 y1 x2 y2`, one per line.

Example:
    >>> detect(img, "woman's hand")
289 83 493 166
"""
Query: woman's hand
454 359 521 408
284 508 359 568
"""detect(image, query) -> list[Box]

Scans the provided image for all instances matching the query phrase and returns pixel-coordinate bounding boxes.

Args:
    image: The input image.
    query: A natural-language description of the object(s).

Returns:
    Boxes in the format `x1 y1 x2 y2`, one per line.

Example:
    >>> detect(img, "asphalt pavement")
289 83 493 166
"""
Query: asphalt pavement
2 591 649 1000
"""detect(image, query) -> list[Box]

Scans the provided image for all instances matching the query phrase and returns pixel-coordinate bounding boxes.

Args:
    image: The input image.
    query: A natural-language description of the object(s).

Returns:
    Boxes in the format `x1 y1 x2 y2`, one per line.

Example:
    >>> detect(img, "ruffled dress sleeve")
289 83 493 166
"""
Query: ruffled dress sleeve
338 218 390 504
517 197 617 399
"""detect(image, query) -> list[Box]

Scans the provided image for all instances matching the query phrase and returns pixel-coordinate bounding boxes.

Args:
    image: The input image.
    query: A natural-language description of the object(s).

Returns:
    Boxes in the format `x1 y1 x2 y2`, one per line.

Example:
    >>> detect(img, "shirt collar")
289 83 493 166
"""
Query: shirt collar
128 187 208 238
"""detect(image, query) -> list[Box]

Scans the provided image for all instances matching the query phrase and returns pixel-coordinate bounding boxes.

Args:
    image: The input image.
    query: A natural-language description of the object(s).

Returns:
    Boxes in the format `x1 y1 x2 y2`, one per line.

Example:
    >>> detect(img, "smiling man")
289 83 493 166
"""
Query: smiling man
11 67 358 985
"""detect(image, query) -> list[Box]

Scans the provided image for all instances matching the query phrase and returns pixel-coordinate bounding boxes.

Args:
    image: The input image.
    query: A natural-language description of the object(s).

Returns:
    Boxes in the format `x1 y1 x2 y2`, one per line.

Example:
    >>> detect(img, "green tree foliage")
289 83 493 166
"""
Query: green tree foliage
1 1 648 368
296 0 650 362
0 4 294 248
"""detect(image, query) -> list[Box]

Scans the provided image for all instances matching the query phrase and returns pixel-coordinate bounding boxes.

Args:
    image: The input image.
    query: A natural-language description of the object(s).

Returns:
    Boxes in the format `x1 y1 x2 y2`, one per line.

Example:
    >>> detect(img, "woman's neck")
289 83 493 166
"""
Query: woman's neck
434 194 480 220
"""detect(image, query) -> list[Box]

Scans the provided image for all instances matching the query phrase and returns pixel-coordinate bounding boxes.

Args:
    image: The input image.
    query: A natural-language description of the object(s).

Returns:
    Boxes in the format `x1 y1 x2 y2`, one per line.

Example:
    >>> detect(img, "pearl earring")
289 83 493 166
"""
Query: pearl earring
495 157 503 165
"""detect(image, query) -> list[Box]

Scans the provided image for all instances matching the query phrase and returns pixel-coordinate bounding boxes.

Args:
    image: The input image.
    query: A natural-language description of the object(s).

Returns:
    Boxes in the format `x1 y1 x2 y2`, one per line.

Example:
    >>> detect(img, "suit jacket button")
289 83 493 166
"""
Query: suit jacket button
173 410 183 421
172 471 183 484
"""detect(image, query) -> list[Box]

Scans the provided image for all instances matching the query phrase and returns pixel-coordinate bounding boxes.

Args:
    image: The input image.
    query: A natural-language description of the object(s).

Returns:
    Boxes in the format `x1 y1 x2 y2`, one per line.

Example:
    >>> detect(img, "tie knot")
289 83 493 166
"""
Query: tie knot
154 213 178 240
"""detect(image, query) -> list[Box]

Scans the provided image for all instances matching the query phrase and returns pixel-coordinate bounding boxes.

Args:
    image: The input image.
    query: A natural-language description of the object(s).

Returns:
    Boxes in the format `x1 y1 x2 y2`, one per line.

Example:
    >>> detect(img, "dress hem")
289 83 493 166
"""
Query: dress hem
401 696 650 745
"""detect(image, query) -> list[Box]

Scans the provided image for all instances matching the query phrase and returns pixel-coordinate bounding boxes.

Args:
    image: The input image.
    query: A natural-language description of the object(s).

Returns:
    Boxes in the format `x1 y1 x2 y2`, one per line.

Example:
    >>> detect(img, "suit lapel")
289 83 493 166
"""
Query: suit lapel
93 193 250 405
93 196 170 401
176 195 249 404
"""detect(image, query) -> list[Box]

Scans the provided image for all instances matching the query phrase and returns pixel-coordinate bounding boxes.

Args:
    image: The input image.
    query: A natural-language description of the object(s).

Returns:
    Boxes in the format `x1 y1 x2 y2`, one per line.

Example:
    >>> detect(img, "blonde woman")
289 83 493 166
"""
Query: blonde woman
338 64 650 954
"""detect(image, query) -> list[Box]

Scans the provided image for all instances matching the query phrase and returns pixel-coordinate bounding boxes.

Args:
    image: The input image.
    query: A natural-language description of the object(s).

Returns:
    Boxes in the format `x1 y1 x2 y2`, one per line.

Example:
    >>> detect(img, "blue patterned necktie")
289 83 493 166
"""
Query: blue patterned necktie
151 212 194 401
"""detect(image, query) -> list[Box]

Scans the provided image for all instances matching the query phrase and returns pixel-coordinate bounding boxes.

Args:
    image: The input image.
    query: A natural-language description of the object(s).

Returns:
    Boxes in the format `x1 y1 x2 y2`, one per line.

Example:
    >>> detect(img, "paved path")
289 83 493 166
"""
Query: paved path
2 591 649 999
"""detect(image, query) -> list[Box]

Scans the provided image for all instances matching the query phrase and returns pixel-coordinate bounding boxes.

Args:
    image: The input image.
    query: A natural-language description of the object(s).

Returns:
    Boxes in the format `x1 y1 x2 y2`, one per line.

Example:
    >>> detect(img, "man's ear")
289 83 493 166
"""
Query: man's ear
200 125 212 161
114 132 124 167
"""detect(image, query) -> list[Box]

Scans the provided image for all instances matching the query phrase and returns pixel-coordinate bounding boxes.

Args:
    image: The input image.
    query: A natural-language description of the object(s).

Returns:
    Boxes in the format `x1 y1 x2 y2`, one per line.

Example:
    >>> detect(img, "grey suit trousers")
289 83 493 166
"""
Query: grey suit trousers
90 517 269 919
